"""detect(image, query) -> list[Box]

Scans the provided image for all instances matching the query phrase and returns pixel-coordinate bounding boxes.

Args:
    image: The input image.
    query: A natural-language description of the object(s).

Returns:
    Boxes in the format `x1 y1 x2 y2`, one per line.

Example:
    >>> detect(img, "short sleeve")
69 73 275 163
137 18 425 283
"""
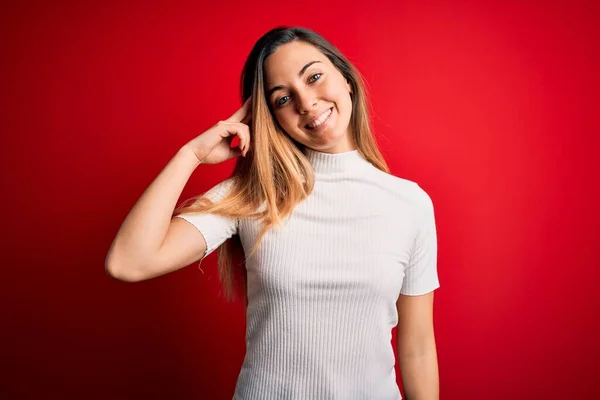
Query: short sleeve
174 178 238 259
400 184 440 296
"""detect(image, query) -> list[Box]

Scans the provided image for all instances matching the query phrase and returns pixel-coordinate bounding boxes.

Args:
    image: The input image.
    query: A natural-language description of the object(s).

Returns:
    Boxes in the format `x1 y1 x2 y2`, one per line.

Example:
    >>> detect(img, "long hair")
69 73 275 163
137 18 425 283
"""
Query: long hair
173 26 390 303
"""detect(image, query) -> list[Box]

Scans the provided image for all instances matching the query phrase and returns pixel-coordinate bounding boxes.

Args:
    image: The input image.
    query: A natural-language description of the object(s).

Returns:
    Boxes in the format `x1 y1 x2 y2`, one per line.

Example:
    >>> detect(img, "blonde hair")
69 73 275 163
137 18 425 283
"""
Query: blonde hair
173 27 389 303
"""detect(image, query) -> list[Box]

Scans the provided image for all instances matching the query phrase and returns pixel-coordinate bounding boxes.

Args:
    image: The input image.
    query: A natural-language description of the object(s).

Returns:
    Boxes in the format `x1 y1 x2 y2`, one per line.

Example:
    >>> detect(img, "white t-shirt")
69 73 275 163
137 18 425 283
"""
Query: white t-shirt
176 148 440 400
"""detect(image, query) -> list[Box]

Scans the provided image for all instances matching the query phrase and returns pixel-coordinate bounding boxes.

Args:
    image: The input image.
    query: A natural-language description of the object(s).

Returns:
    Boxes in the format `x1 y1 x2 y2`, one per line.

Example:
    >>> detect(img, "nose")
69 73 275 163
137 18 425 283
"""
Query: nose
296 89 318 114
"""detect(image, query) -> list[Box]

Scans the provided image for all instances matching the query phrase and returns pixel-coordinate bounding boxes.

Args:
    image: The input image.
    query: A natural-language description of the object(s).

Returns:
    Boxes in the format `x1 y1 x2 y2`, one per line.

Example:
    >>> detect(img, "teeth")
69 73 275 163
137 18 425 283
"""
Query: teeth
308 108 332 128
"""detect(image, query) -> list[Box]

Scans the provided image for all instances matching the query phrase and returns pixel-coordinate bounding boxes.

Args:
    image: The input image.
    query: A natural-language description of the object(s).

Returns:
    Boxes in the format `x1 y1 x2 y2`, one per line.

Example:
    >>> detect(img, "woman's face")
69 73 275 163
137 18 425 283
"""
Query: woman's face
264 41 354 153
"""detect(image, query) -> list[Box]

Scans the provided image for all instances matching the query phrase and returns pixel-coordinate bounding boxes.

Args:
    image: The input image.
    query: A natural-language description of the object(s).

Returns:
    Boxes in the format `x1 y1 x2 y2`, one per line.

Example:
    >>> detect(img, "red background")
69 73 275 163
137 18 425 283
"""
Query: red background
1 0 598 398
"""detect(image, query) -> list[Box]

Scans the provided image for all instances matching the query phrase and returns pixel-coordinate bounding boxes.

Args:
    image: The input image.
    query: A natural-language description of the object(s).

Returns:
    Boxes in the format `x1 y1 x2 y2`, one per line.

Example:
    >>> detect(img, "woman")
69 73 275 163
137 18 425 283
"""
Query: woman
106 26 440 400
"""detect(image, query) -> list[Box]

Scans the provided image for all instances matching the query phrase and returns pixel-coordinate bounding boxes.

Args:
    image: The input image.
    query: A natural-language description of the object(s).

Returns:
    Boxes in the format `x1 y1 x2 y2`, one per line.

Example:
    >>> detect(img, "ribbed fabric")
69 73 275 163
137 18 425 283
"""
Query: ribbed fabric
175 148 440 400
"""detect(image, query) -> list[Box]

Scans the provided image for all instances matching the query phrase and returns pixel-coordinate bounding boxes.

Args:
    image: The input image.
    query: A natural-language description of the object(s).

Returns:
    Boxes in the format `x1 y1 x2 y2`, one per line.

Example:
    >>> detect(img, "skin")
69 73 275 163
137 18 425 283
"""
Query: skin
264 41 356 154
396 291 439 399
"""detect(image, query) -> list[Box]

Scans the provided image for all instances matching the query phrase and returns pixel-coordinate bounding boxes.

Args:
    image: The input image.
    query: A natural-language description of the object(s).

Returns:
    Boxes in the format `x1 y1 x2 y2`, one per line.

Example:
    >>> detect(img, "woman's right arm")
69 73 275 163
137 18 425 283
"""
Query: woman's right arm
105 146 206 282
105 98 252 282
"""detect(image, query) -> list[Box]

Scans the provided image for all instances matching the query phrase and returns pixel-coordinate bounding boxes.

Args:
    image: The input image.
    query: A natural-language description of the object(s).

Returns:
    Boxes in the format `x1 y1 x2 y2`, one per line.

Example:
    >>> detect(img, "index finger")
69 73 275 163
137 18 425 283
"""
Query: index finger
226 96 252 123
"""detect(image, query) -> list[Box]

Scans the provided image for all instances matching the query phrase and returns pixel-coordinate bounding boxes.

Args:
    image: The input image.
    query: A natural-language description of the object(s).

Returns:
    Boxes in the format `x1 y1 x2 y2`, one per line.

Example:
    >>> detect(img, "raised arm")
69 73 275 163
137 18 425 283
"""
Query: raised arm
105 98 252 282
105 146 207 282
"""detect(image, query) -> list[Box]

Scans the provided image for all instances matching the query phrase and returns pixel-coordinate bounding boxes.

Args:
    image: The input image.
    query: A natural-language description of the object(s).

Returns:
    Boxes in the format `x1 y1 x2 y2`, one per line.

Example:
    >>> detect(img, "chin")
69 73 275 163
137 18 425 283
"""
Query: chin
310 131 350 150
290 120 351 149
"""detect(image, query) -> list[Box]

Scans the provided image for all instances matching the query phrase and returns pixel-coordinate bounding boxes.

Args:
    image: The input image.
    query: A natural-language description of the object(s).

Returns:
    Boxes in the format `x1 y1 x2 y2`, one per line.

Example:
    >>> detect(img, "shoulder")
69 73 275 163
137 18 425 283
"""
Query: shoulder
362 167 435 231
367 166 433 210
203 177 237 201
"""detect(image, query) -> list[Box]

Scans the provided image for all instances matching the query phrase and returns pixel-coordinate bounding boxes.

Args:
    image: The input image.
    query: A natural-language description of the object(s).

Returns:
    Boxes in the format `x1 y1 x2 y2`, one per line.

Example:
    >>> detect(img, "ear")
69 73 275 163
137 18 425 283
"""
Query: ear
346 79 353 94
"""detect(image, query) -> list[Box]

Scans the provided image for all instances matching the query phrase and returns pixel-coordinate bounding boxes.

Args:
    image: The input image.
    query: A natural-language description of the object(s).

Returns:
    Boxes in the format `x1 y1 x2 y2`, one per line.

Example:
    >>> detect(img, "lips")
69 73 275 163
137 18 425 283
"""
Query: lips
305 108 333 129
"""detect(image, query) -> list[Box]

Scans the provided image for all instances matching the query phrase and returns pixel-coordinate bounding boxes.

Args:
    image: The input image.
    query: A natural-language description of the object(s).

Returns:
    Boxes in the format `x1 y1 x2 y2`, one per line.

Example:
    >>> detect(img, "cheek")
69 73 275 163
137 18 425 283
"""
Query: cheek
275 110 299 130
331 90 352 116
279 110 292 125
327 82 351 107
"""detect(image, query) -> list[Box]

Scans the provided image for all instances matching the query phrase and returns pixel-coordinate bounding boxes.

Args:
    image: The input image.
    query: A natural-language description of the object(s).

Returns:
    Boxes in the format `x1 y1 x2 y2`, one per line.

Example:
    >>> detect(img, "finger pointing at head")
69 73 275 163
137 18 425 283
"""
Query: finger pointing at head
227 97 252 123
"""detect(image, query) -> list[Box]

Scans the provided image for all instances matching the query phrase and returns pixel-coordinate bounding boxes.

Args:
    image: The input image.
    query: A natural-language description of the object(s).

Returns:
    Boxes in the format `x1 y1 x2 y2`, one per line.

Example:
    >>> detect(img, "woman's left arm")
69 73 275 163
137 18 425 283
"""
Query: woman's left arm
396 291 439 400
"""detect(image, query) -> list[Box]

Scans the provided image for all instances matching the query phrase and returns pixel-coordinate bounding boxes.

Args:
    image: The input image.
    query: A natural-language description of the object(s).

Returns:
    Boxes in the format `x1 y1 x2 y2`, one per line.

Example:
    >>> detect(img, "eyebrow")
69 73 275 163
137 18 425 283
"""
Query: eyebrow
266 60 322 98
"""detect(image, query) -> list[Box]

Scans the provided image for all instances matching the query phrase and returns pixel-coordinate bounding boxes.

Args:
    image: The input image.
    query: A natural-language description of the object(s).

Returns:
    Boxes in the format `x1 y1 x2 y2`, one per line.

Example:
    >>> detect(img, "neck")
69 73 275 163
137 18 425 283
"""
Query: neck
303 147 370 175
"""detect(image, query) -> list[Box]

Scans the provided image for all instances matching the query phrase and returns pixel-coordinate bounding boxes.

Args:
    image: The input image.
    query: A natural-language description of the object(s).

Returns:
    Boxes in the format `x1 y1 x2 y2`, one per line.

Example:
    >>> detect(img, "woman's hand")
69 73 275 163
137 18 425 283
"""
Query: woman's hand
183 97 252 165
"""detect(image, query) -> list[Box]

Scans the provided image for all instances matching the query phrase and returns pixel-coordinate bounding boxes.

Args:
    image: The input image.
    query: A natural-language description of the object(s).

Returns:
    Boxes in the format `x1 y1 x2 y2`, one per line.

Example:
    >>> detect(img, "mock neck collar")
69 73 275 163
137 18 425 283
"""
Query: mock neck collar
303 147 371 175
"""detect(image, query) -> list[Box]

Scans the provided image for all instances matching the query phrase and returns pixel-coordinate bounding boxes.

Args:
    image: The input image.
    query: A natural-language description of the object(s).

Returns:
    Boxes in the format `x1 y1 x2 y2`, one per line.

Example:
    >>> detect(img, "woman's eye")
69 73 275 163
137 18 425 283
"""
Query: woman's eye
309 73 322 83
277 95 290 106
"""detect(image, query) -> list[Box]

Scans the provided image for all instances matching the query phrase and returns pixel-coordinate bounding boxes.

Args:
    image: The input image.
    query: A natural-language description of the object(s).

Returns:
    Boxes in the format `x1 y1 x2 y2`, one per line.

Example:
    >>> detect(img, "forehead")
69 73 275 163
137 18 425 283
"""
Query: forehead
264 41 329 86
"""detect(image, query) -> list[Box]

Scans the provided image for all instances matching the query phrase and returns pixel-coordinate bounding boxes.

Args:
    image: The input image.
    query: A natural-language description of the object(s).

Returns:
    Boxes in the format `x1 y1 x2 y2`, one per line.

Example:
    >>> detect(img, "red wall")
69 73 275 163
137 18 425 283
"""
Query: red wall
2 0 598 398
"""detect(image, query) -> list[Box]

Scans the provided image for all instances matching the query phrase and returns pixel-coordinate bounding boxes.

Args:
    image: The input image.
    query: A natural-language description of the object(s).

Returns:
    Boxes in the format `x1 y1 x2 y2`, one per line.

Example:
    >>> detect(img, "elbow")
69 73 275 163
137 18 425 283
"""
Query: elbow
105 253 144 283
397 337 438 361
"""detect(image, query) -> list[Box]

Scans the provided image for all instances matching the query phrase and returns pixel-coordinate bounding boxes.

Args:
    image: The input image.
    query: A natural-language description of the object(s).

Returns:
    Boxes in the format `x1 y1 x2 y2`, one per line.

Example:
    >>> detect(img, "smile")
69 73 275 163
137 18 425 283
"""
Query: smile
306 108 333 130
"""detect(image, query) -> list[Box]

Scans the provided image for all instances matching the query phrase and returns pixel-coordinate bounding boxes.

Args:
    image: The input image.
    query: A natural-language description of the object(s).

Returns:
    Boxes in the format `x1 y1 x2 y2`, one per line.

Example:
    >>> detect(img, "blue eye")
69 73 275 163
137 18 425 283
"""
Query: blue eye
277 95 290 106
309 73 322 83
